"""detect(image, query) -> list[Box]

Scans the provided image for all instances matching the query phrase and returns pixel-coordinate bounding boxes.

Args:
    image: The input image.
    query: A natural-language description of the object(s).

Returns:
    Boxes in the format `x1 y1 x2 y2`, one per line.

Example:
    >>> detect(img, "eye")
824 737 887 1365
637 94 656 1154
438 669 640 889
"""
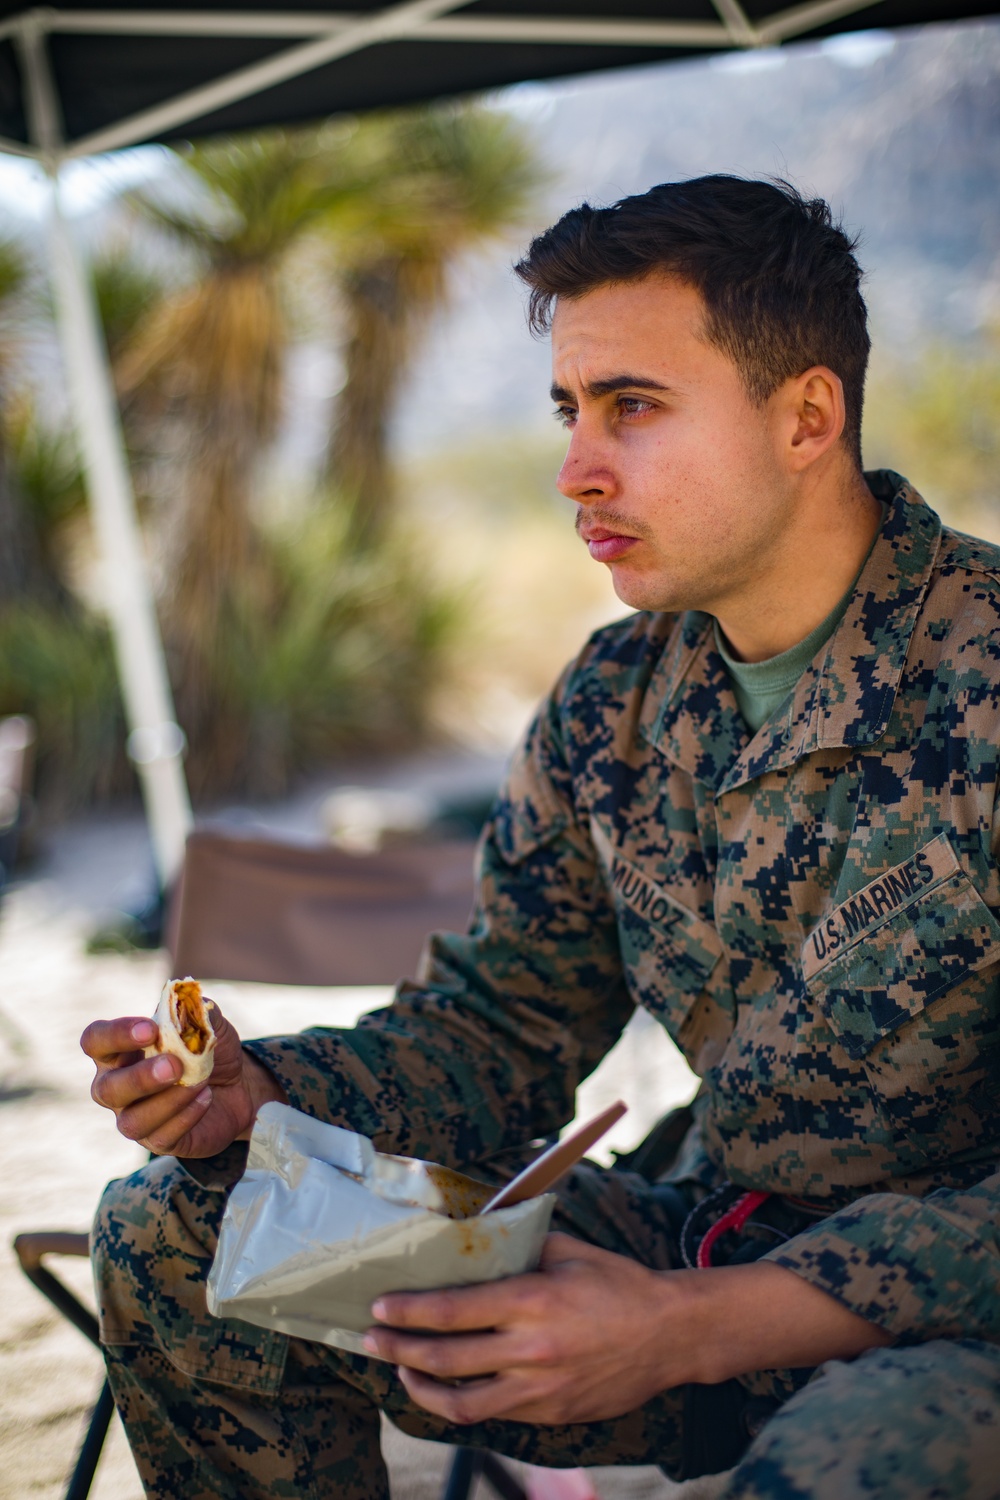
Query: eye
617 396 654 418
552 405 577 429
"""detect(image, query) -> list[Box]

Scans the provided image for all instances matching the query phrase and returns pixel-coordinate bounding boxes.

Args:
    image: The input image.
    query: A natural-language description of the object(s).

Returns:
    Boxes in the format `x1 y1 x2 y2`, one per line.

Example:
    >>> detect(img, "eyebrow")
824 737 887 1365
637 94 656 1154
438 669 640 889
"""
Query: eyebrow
549 373 673 403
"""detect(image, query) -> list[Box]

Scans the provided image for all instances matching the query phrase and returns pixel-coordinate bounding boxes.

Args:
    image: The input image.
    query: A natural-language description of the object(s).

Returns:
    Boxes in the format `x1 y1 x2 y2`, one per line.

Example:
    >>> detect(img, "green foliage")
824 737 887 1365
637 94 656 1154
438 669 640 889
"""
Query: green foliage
330 101 544 259
92 245 170 360
0 602 129 814
0 237 27 338
864 331 1000 527
5 400 85 536
0 506 465 812
133 128 364 266
179 506 466 798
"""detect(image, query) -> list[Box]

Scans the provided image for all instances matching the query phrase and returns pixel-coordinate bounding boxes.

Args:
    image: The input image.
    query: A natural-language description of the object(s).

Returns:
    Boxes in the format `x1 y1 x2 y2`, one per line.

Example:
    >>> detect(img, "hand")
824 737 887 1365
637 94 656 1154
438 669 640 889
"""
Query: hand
364 1232 683 1425
81 1003 286 1158
364 1235 894 1427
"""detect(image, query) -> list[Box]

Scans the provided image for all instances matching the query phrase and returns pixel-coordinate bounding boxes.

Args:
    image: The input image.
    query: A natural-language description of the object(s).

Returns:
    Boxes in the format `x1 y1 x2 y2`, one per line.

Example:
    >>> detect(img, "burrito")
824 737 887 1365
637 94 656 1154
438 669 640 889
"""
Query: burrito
145 977 217 1087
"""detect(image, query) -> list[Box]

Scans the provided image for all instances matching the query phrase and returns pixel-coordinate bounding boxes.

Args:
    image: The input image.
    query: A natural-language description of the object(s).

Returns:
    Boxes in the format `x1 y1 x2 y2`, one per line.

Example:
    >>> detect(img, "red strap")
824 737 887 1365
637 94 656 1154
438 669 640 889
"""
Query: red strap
696 1189 770 1269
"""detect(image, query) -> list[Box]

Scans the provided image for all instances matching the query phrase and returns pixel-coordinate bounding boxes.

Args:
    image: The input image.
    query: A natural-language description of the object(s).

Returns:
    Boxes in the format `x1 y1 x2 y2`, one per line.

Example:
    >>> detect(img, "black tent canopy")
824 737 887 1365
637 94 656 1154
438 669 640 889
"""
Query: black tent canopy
0 0 995 885
1 1 997 160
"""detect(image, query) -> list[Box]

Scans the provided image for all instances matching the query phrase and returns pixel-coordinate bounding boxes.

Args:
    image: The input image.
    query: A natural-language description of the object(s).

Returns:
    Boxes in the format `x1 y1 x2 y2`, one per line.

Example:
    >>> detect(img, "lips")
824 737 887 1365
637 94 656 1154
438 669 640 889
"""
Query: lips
580 527 638 563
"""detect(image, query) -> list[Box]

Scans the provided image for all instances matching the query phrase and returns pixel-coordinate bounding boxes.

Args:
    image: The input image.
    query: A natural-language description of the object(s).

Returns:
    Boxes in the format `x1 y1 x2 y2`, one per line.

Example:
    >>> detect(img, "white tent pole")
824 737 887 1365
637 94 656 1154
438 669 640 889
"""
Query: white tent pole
46 194 193 885
17 16 192 887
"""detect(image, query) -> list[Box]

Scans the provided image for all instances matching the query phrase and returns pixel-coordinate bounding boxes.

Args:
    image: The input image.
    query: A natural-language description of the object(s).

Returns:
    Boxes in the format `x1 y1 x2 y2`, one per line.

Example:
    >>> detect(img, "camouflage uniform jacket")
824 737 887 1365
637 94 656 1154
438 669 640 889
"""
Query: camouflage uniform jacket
246 471 1000 1349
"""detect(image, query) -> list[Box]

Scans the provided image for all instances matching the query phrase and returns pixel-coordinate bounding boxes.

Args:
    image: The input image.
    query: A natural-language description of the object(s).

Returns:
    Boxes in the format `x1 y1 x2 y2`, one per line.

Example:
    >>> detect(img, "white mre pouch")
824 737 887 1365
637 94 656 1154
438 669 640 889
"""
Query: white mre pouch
207 1102 555 1356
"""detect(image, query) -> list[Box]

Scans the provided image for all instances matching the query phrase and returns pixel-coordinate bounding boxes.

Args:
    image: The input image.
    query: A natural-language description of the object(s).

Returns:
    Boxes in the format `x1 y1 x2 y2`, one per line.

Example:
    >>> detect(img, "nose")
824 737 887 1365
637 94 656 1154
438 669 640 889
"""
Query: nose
556 422 617 506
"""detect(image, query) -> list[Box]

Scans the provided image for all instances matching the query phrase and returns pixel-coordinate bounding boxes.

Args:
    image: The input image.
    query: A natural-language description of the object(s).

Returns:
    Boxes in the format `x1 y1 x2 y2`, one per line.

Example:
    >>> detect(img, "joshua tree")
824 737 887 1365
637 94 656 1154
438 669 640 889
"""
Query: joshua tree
324 104 543 548
110 109 541 790
118 130 361 744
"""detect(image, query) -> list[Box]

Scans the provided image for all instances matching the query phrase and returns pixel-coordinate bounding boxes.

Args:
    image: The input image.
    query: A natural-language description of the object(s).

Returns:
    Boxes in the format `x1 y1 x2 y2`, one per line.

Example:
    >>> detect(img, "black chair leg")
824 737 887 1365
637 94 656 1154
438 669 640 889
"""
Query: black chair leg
65 1378 115 1500
479 1451 528 1499
444 1447 482 1500
442 1446 530 1500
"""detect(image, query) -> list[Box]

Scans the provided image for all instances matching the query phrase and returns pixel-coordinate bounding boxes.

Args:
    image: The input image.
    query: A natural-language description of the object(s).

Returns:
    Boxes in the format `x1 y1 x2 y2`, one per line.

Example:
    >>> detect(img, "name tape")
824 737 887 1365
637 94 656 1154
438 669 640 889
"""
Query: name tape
802 833 957 979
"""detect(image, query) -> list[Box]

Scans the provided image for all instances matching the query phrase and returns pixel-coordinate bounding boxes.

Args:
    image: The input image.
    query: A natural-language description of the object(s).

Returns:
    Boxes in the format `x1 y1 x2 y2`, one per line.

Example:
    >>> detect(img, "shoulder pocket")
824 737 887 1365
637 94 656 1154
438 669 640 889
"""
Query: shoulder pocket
802 835 1000 1059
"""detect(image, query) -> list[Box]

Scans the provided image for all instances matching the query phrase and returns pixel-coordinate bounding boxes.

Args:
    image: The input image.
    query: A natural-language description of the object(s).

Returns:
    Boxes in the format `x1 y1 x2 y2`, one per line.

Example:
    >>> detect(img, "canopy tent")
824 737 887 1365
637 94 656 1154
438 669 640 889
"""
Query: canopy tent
0 1 995 882
2 2 999 158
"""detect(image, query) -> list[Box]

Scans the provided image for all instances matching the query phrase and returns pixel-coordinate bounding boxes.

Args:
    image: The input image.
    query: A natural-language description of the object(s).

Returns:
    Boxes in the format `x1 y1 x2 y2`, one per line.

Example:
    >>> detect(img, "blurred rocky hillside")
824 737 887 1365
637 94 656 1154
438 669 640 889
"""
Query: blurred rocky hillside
394 18 1000 455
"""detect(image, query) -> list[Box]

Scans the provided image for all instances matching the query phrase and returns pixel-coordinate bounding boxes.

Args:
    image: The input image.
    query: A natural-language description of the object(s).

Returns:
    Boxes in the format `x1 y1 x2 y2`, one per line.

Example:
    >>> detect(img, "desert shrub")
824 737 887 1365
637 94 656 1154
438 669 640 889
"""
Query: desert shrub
176 506 466 799
864 332 1000 532
0 503 465 813
0 602 130 815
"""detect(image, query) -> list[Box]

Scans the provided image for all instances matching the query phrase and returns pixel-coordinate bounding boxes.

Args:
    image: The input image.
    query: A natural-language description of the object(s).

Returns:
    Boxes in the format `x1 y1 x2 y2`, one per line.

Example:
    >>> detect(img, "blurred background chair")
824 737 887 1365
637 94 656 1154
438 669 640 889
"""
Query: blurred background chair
170 825 478 986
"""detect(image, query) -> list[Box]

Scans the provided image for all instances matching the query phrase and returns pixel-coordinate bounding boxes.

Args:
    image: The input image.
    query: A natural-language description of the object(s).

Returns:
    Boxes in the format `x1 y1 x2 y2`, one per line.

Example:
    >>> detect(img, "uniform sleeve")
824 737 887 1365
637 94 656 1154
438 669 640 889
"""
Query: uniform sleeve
243 679 634 1167
764 1171 1000 1343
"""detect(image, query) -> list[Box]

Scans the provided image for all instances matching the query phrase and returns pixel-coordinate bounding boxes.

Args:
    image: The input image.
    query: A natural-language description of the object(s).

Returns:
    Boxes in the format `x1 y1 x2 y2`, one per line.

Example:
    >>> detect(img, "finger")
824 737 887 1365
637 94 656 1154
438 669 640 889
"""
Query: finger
373 1275 538 1334
364 1329 523 1380
139 1088 214 1155
81 1017 158 1064
397 1366 533 1425
538 1231 600 1266
114 1077 205 1143
93 1052 181 1112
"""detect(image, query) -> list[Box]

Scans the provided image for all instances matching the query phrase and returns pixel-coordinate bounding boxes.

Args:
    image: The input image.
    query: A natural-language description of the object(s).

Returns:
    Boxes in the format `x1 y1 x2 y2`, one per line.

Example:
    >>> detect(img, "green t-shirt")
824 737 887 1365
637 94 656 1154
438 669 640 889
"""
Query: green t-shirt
714 510 885 736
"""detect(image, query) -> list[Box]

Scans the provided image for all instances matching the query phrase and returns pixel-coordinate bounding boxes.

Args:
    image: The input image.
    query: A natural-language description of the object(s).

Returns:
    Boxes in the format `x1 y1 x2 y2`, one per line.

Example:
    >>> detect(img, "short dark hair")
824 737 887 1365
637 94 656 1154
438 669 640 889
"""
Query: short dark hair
514 175 870 466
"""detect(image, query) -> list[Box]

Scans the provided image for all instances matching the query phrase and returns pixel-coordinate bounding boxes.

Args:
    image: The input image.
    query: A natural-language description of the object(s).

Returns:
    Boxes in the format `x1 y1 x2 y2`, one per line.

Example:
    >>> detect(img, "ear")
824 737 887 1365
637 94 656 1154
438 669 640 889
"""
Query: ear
783 366 846 472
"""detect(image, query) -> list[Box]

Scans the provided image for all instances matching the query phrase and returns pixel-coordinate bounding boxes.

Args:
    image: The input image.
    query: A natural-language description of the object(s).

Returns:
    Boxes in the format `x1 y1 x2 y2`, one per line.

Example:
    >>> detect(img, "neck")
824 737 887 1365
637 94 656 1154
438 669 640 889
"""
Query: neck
715 467 881 663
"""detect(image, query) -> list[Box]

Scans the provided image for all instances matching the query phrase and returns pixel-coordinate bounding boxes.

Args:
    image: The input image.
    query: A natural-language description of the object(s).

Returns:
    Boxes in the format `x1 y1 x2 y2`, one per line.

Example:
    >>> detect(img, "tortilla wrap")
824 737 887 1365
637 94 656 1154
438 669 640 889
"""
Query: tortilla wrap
145 977 217 1087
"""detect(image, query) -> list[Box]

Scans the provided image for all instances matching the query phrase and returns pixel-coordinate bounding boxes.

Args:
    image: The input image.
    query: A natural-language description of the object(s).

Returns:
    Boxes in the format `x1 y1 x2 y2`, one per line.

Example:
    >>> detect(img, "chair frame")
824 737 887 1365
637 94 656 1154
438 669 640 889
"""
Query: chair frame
13 1232 115 1500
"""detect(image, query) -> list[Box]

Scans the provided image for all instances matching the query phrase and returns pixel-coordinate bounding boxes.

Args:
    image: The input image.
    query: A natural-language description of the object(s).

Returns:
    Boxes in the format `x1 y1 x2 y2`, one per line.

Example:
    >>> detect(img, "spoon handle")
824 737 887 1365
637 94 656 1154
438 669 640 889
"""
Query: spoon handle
483 1100 627 1213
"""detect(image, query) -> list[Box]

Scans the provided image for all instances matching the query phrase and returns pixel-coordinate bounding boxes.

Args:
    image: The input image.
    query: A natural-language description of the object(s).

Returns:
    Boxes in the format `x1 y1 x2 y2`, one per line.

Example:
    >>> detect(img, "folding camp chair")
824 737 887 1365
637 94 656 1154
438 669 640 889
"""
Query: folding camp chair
12 1230 113 1500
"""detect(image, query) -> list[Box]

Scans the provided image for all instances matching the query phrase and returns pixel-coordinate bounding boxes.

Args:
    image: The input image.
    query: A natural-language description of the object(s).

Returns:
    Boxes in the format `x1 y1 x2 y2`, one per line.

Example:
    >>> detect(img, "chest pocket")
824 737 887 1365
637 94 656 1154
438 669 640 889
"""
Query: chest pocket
802 836 1000 1169
802 835 1000 1060
591 818 723 1042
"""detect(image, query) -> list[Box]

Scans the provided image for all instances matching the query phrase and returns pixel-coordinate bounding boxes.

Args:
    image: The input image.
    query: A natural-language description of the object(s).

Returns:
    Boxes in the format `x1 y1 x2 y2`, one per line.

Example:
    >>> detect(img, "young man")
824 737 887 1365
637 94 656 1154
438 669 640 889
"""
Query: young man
83 177 1000 1498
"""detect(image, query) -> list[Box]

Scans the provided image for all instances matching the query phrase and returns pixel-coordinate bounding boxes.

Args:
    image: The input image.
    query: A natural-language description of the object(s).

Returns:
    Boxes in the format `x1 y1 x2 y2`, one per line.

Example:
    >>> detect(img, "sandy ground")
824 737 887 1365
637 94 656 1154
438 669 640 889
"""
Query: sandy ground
0 798 725 1500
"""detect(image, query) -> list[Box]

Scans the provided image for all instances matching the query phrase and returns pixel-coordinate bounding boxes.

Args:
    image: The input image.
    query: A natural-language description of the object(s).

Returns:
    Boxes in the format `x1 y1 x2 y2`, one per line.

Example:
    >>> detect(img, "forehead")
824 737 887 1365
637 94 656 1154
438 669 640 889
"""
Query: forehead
550 274 710 381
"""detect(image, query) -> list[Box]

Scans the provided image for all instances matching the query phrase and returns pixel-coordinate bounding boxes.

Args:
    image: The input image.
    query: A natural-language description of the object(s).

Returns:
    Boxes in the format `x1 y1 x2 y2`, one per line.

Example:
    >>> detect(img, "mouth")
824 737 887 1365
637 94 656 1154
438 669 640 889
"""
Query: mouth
579 526 639 564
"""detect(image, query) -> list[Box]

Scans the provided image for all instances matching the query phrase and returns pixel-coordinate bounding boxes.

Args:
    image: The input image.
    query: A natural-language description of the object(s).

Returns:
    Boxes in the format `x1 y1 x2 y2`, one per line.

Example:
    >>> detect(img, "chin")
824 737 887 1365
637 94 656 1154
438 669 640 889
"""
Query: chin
610 569 680 615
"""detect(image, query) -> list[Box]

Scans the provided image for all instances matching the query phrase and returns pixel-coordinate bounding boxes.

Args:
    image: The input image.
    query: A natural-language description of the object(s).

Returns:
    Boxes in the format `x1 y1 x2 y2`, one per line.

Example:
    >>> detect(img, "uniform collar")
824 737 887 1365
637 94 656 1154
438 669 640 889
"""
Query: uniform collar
644 472 942 794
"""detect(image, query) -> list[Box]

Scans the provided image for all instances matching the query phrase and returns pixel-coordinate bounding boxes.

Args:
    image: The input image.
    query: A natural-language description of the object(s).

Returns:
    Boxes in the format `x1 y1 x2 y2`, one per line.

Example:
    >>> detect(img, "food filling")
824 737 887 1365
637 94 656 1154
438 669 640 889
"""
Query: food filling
173 980 209 1055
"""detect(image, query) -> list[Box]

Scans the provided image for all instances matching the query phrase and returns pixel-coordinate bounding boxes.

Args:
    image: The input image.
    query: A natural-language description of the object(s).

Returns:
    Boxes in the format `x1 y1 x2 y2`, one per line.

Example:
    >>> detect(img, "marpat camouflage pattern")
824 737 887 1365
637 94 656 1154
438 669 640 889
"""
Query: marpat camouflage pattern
94 473 1000 1495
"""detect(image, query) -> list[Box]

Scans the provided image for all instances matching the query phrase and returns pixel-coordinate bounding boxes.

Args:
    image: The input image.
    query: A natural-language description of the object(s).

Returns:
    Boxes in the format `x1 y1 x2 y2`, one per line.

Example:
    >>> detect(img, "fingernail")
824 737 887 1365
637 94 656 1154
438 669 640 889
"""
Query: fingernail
152 1056 175 1082
362 1333 378 1353
196 1087 212 1106
131 1021 155 1044
372 1300 387 1321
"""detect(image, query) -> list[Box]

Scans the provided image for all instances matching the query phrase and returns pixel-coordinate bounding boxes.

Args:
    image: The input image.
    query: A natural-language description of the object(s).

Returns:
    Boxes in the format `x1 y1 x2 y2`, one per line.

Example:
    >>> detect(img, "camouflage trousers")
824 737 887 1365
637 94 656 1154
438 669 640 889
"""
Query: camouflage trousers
92 1150 1000 1500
